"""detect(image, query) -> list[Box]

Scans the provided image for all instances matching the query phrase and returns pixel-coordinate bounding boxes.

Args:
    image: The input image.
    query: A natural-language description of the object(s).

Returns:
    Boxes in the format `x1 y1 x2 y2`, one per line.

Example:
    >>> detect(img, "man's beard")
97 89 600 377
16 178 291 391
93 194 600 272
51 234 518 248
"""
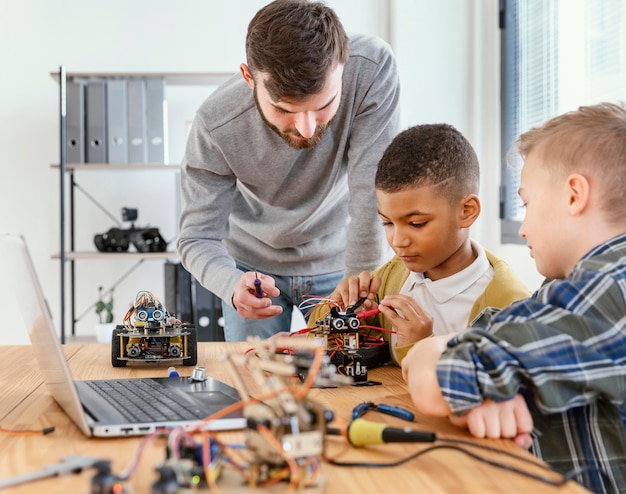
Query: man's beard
254 88 334 150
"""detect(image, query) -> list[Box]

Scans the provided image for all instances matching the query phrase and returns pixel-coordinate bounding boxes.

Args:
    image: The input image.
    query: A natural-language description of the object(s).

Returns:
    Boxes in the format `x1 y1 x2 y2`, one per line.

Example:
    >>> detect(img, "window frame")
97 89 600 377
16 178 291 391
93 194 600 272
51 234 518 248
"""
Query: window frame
499 0 626 244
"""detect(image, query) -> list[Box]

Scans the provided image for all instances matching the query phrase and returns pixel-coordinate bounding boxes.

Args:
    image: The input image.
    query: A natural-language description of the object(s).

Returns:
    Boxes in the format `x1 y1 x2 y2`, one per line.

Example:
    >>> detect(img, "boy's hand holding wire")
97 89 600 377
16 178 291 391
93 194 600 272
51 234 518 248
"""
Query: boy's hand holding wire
378 294 434 346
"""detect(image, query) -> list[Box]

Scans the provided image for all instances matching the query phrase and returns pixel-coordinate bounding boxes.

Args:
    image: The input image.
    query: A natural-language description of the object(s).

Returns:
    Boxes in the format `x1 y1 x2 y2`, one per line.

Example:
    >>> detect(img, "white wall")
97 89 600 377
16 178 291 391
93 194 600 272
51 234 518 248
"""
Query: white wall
0 0 542 344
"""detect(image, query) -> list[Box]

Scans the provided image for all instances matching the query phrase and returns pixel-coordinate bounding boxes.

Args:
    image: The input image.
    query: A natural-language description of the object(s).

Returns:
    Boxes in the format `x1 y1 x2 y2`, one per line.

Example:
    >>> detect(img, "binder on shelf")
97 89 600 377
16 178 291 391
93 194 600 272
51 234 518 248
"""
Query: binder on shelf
146 77 166 163
127 78 147 163
66 80 85 164
85 80 107 163
106 79 128 164
164 262 225 342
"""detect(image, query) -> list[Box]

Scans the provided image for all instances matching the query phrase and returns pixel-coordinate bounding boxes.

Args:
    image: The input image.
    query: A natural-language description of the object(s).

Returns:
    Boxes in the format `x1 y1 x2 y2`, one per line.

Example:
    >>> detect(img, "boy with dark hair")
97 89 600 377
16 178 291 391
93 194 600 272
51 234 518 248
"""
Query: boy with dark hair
310 123 529 364
178 0 400 342
402 102 626 494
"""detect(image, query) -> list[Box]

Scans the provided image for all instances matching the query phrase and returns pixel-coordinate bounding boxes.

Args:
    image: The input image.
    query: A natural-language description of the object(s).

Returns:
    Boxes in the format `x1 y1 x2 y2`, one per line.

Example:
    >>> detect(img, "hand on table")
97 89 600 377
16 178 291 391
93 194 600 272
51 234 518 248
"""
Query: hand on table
448 394 534 450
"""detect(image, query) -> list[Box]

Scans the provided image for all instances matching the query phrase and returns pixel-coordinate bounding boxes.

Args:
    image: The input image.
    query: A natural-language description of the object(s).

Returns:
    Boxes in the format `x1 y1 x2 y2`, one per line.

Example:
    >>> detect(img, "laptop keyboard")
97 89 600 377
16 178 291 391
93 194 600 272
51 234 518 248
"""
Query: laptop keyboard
85 379 207 422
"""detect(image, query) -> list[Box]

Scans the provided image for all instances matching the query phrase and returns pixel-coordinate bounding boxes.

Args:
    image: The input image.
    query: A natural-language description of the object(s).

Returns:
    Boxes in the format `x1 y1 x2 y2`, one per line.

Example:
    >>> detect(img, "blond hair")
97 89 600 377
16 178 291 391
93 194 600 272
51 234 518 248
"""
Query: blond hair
516 102 626 223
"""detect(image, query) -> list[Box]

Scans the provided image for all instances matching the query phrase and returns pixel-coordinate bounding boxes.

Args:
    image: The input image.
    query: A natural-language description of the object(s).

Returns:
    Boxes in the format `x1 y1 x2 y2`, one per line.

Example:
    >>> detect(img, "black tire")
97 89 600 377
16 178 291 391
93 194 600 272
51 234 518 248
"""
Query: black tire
111 326 127 367
183 325 197 366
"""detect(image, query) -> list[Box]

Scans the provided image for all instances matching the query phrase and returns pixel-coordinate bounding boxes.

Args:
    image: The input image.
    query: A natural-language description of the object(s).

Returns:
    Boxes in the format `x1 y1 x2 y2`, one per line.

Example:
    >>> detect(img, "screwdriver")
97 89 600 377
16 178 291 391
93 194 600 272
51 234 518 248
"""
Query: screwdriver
351 401 415 422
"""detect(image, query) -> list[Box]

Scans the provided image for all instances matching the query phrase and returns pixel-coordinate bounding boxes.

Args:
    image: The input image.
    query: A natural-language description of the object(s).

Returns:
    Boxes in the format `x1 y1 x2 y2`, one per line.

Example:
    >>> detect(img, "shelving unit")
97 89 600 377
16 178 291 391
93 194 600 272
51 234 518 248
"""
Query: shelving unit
53 66 232 343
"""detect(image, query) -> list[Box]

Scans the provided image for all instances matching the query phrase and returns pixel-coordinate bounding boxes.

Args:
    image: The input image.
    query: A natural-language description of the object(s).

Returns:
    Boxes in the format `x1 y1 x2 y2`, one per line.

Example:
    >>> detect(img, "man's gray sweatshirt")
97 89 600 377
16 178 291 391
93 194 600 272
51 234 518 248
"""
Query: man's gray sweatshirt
178 33 401 306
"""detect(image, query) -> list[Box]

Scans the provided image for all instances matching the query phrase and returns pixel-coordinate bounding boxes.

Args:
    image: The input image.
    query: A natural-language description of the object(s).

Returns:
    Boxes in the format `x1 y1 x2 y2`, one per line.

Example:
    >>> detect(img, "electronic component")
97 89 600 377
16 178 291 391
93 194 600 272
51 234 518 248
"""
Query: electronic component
151 466 179 494
292 351 352 388
111 290 197 367
309 300 391 383
223 336 350 487
190 365 207 382
91 460 128 494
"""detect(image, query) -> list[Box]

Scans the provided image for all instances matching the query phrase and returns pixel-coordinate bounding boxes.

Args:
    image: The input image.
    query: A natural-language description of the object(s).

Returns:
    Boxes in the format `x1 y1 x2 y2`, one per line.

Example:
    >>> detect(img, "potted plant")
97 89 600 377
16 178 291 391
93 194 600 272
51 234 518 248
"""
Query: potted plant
95 286 115 343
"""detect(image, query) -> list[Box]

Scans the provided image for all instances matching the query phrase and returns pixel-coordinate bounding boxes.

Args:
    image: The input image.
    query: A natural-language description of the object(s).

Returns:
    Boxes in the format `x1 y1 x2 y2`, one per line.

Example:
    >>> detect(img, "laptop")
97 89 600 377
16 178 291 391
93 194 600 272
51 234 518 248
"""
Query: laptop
0 233 246 437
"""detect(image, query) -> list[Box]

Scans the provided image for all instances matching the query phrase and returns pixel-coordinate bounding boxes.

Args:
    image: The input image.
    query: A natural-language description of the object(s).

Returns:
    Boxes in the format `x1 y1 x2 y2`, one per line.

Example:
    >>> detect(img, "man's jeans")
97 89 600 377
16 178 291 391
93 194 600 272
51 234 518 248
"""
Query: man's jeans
222 263 344 341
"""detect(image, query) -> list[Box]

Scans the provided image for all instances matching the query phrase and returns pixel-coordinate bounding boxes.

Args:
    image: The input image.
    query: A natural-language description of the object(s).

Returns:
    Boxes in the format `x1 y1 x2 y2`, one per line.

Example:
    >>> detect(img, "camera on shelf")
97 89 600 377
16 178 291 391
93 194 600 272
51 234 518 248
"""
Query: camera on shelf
94 207 168 253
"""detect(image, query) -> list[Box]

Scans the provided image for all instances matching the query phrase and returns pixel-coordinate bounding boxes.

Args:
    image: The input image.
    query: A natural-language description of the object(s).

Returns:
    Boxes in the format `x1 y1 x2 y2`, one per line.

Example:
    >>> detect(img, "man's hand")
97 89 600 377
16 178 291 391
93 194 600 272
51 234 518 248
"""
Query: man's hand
378 294 433 345
448 395 534 449
326 271 381 311
232 271 282 319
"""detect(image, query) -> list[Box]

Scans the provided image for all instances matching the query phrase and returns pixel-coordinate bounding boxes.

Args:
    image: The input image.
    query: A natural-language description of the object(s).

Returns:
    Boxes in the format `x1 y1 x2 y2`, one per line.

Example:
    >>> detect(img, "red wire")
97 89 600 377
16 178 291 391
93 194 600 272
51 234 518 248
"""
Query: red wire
357 308 381 319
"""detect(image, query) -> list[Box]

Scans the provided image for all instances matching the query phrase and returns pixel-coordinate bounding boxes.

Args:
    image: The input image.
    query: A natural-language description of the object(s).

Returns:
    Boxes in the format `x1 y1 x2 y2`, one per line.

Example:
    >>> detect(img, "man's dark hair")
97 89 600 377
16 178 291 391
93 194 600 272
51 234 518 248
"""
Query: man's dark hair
246 0 349 101
375 124 480 202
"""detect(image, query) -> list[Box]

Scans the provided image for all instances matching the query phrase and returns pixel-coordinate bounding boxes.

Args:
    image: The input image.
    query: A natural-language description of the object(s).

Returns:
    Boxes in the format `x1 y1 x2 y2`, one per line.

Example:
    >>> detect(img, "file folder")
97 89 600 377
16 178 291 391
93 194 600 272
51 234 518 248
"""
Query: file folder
127 78 147 163
146 77 166 163
106 79 128 164
86 80 107 163
66 80 85 164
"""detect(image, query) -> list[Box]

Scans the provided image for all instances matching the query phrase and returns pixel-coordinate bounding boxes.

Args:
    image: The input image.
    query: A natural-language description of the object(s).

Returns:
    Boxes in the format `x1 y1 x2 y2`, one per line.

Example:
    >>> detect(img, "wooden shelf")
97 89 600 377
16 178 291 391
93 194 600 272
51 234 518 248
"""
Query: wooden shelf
51 163 180 170
50 71 234 86
53 251 179 261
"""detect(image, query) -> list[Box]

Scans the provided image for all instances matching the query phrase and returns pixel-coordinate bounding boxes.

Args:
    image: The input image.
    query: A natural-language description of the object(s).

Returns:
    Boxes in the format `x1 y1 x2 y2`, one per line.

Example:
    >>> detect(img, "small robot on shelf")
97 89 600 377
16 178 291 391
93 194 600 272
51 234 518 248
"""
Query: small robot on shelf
111 290 197 367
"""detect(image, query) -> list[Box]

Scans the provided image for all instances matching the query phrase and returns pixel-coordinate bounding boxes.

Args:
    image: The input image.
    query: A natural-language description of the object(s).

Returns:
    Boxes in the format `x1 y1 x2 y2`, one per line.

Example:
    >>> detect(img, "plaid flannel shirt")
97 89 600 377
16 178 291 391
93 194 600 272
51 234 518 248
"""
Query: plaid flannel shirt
438 233 626 494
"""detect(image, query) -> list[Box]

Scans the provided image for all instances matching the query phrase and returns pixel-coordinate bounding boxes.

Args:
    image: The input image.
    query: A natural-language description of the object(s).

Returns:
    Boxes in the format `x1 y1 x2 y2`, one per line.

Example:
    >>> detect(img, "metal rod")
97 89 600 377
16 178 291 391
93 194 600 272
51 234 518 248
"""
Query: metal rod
59 65 66 344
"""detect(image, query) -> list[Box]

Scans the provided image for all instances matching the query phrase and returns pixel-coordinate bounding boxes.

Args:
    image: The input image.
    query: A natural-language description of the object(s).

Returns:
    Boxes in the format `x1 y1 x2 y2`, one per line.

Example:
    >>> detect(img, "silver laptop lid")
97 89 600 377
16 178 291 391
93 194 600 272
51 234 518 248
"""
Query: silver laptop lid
0 233 92 436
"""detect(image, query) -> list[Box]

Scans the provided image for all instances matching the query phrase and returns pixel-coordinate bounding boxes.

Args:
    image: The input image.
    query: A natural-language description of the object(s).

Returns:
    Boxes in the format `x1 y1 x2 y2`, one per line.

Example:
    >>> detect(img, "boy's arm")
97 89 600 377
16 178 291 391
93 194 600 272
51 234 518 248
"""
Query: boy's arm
448 395 534 449
401 334 455 416
435 321 626 416
403 334 535 446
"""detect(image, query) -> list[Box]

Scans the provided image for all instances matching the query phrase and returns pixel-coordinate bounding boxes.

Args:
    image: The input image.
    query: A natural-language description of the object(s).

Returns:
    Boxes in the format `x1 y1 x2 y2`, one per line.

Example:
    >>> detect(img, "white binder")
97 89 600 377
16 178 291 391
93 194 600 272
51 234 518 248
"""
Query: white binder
146 77 166 163
106 79 128 164
127 78 147 164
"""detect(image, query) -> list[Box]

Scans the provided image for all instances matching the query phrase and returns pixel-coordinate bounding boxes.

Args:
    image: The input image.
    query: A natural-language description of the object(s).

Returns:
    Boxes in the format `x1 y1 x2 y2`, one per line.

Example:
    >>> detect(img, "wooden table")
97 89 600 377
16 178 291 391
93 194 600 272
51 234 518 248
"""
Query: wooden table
0 342 590 493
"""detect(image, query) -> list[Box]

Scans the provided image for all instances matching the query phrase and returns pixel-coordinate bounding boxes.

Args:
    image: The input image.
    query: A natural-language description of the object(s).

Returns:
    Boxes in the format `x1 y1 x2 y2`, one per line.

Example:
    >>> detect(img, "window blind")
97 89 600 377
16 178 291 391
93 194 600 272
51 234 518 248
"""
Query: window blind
500 0 626 243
